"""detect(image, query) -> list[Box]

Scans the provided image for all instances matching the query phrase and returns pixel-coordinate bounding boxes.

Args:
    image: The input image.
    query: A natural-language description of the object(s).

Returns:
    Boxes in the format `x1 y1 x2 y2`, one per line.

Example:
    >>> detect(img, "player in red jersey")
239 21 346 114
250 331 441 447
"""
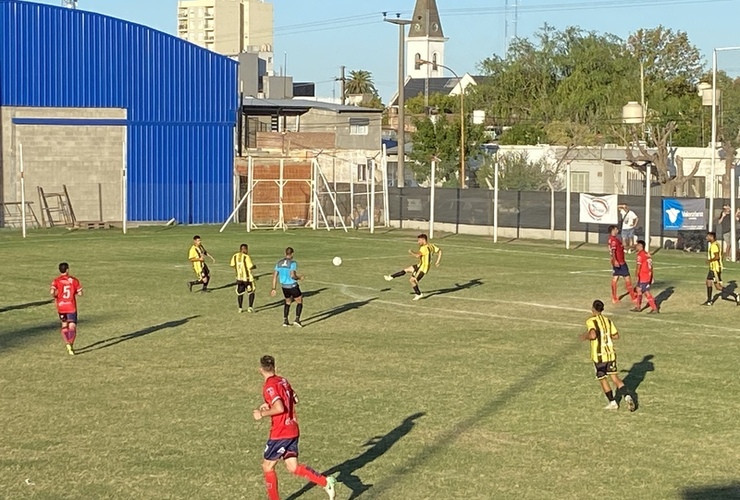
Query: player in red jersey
632 240 659 313
607 225 637 304
50 262 83 355
253 355 337 500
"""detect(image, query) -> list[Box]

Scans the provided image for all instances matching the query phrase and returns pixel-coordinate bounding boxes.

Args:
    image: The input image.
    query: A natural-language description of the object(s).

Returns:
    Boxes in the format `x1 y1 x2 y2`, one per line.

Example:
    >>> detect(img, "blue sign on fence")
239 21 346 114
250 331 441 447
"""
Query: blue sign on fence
662 198 706 230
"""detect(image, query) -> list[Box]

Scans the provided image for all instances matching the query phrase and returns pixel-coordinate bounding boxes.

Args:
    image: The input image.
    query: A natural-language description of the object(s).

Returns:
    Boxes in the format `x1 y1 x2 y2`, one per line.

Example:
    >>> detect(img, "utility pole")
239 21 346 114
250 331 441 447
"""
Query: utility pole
384 13 411 188
336 66 347 105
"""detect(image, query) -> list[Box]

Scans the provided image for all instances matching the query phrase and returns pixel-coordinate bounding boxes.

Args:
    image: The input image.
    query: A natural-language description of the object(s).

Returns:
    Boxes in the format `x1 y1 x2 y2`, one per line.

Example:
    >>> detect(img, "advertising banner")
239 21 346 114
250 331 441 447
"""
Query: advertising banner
662 198 706 230
579 194 619 224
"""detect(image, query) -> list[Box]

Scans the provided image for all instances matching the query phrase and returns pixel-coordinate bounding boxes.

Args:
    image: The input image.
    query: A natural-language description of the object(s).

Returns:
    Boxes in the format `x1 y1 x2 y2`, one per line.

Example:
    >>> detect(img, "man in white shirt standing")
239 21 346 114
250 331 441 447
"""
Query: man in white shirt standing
619 204 639 254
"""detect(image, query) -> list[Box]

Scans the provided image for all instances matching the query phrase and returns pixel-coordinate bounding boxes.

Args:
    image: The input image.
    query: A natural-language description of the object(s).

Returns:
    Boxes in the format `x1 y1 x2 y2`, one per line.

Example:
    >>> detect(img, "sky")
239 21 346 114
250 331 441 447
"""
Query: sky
27 0 740 101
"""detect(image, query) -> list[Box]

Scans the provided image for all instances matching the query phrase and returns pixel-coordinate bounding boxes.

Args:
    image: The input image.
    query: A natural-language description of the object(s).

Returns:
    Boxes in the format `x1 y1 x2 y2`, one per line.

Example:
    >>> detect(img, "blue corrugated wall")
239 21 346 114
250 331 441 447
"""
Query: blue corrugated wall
0 0 238 223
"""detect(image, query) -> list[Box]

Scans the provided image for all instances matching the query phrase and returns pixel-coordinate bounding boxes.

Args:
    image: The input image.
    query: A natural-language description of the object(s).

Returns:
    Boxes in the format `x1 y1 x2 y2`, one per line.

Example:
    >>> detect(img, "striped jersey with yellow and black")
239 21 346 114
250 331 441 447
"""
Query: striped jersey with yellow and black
586 314 618 363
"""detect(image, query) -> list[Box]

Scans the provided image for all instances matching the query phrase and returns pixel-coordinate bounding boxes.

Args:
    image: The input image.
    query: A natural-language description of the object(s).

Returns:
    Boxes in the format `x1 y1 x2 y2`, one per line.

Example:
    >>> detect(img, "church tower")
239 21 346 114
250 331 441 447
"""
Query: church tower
406 0 448 78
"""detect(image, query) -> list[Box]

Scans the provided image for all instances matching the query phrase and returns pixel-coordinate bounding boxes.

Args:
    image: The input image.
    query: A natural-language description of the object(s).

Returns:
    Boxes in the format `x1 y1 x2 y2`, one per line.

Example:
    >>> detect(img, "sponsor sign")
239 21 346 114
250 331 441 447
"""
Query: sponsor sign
579 194 618 224
662 198 705 230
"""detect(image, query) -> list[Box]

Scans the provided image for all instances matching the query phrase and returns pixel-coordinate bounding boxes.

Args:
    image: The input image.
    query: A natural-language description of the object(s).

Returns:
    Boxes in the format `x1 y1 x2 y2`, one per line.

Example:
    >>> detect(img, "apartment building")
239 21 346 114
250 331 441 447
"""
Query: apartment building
177 0 273 55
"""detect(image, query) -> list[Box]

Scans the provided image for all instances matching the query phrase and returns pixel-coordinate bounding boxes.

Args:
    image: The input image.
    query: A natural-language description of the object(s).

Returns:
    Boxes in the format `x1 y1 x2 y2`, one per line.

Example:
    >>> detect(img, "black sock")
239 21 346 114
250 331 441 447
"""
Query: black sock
605 390 615 402
248 293 255 308
296 303 303 320
189 280 201 286
391 271 406 278
413 285 421 295
707 287 713 302
238 295 244 308
283 303 291 320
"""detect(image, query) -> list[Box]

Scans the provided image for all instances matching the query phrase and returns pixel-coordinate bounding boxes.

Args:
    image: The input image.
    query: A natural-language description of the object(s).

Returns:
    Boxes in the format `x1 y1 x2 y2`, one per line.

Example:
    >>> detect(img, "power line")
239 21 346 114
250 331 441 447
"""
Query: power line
440 0 731 16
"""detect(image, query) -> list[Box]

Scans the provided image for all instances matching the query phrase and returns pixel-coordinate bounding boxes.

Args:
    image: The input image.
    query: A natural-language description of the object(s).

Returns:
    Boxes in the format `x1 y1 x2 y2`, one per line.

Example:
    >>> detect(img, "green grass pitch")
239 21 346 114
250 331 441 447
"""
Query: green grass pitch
2 226 739 500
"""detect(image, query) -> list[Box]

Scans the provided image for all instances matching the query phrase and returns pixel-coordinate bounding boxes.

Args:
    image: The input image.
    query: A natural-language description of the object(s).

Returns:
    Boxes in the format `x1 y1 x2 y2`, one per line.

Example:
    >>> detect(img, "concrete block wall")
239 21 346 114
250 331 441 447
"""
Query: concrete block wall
0 107 126 226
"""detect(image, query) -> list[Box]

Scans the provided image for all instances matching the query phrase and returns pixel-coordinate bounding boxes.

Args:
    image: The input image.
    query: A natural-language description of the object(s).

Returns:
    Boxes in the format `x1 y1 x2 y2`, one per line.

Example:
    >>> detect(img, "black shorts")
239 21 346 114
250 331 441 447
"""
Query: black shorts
236 280 254 294
594 360 618 380
59 312 78 323
282 286 302 299
412 265 426 282
612 264 630 277
201 264 210 279
264 437 299 461
707 270 722 283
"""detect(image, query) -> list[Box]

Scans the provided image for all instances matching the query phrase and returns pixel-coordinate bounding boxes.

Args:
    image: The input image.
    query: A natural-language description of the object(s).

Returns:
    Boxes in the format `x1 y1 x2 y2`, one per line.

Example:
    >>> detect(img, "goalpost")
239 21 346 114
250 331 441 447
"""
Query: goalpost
220 150 390 234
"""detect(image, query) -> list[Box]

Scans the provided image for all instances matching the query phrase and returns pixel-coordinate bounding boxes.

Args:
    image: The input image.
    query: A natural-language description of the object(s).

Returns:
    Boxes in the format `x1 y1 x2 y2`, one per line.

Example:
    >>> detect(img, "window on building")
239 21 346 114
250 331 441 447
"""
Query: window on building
415 53 422 70
432 53 438 71
570 172 590 192
357 164 368 182
189 8 195 17
350 118 370 136
198 32 205 41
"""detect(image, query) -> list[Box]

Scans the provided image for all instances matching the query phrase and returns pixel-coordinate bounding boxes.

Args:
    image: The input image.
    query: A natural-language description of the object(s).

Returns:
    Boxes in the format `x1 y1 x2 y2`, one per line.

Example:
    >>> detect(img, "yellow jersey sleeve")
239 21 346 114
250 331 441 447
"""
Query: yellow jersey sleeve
245 255 255 279
188 245 198 260
230 253 238 267
430 244 439 254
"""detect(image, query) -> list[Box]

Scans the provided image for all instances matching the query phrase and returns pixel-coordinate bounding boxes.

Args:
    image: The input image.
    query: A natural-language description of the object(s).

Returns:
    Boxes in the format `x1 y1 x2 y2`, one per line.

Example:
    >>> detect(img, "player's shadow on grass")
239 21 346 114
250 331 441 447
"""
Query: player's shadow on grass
256 288 328 312
425 278 483 298
76 316 200 354
682 483 740 500
714 280 739 304
0 299 53 314
617 354 655 410
303 298 377 326
210 281 237 291
285 412 425 500
654 286 675 308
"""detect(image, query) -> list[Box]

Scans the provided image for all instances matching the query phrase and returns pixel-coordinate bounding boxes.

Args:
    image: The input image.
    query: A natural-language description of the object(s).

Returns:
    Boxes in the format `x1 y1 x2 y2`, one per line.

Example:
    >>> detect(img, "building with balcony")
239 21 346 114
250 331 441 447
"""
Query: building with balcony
177 0 273 56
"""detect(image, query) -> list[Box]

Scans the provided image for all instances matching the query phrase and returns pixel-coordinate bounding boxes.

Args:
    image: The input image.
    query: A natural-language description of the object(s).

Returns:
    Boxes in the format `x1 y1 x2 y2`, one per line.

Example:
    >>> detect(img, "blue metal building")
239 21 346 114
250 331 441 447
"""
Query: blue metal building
0 0 238 224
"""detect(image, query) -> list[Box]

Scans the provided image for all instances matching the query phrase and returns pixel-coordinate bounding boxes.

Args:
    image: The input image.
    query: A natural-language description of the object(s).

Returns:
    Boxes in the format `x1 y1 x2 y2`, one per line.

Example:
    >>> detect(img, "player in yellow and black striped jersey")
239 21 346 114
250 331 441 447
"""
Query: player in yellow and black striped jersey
580 300 636 411
230 244 257 313
188 235 216 292
703 231 739 306
384 234 442 301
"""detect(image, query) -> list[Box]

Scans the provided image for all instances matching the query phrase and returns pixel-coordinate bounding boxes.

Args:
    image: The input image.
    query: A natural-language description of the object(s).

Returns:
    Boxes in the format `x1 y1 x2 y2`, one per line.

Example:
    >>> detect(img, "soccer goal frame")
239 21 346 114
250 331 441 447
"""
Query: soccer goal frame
220 151 390 234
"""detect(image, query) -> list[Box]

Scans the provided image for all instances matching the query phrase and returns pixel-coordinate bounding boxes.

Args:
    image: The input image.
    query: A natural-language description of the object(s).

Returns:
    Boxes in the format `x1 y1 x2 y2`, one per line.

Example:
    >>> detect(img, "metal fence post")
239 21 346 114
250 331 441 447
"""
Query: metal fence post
732 163 737 261
429 160 436 239
566 163 571 250
493 161 499 243
645 163 652 250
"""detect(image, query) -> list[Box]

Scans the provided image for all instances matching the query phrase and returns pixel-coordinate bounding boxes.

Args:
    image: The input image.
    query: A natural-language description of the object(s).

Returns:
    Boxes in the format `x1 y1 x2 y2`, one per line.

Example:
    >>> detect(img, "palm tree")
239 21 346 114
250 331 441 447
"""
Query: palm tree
345 70 378 97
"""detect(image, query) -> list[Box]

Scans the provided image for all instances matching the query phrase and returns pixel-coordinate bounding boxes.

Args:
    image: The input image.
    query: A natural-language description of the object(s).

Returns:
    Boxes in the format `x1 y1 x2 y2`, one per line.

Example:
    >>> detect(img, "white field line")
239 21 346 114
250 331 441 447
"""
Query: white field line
326 280 740 338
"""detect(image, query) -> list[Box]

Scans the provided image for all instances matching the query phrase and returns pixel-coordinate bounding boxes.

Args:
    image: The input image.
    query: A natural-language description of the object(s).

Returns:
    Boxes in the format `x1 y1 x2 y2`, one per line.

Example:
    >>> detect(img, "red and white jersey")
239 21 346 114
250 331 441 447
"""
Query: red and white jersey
262 375 300 440
608 235 626 266
636 250 653 283
51 275 82 314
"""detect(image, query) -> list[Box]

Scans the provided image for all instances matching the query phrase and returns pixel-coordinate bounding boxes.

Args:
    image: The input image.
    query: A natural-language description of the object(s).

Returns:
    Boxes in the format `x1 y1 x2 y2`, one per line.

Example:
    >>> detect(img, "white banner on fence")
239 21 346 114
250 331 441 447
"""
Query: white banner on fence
579 194 619 224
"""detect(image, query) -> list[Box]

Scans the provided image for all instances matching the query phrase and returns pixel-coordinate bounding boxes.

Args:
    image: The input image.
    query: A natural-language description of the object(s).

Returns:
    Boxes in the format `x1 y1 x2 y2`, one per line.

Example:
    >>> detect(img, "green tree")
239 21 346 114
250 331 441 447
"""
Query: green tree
475 151 551 191
345 70 377 96
409 115 485 185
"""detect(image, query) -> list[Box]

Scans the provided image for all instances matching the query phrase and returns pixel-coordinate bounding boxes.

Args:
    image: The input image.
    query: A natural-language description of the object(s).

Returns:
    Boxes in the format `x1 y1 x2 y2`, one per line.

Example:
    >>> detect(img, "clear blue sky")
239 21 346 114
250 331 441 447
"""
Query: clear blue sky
27 0 740 100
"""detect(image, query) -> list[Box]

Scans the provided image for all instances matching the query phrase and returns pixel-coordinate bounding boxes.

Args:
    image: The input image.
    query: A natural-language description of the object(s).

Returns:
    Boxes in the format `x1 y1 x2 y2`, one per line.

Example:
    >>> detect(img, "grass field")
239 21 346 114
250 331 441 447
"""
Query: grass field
2 225 740 500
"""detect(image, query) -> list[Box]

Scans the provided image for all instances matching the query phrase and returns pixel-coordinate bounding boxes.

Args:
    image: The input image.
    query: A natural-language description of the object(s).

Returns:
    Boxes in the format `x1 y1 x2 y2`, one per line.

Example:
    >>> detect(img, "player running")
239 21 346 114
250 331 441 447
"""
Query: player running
253 355 337 500
50 262 83 356
607 225 637 304
384 233 442 301
632 240 659 313
580 300 636 412
271 247 304 327
703 231 740 306
188 235 216 292
230 243 257 313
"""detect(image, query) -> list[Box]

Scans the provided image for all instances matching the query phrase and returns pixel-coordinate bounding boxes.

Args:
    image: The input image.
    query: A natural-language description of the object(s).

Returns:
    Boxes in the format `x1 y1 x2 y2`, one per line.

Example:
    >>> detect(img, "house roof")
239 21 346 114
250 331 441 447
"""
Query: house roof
389 75 492 106
242 97 382 116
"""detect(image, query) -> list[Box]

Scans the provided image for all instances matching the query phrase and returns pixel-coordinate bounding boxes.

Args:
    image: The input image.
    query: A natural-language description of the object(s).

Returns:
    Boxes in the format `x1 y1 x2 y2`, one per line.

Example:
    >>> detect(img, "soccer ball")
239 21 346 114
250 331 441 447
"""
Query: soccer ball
332 256 343 267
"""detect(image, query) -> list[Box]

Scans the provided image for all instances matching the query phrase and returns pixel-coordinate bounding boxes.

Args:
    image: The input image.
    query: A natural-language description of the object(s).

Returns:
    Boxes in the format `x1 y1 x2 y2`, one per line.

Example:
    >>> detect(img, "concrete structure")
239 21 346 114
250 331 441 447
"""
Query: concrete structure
407 0 447 79
177 0 273 56
1 108 126 223
1 1 238 226
239 99 382 183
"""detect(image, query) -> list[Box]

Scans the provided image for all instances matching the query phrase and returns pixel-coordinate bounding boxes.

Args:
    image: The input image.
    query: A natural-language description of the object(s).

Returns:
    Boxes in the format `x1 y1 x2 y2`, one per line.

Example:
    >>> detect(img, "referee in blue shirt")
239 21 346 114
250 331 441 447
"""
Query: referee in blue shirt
271 247 304 327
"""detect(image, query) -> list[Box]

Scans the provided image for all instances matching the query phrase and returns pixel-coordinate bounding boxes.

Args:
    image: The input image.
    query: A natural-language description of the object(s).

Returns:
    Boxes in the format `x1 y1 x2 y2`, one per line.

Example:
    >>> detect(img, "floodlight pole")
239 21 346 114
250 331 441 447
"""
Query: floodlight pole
384 15 411 188
712 46 740 260
645 163 651 250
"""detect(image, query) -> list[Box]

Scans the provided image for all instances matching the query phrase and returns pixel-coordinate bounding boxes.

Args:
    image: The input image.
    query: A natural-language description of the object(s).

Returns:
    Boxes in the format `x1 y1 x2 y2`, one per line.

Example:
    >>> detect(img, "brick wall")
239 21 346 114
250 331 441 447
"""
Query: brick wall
0 107 126 226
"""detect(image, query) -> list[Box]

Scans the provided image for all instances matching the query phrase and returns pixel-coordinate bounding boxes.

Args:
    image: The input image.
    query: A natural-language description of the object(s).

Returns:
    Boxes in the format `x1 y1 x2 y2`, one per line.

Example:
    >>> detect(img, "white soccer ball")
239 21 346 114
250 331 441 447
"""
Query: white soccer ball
332 256 343 267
